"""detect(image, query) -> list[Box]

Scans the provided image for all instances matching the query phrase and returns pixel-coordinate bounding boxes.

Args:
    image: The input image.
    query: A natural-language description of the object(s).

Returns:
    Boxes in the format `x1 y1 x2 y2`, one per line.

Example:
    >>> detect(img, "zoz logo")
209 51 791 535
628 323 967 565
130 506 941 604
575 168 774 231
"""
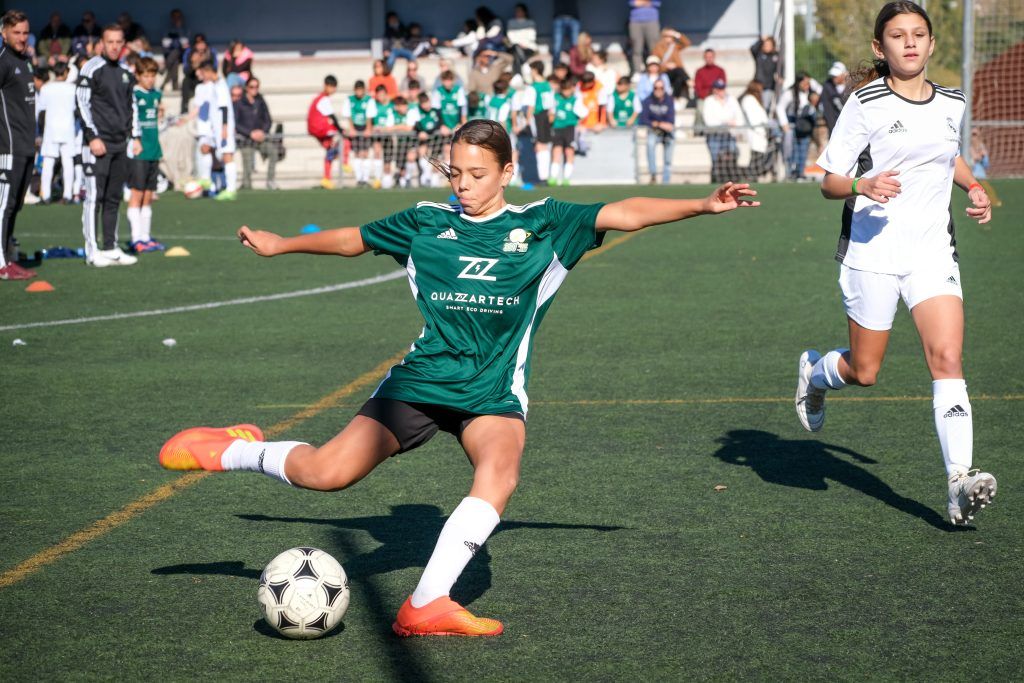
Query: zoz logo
457 256 498 281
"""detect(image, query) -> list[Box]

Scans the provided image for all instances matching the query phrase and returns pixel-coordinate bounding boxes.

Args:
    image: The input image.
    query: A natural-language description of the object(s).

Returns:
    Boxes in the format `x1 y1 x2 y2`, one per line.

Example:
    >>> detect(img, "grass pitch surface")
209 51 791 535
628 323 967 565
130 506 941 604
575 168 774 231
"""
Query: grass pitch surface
1 182 1022 680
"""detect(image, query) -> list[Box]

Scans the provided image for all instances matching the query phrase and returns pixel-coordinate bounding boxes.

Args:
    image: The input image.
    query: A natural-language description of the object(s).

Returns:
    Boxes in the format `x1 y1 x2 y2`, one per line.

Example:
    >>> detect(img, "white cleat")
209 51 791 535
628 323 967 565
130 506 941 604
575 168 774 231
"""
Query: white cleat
795 350 826 432
948 469 998 525
89 247 138 268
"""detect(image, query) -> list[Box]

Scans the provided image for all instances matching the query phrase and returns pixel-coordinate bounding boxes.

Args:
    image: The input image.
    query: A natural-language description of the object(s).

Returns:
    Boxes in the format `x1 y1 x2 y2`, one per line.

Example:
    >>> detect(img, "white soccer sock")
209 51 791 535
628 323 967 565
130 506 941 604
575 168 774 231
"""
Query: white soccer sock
221 439 306 484
224 159 238 192
563 162 574 179
410 497 500 608
810 348 849 391
933 379 973 476
550 161 562 180
73 164 84 197
373 158 383 180
536 148 550 181
197 152 213 181
41 157 56 201
140 206 153 242
127 206 143 243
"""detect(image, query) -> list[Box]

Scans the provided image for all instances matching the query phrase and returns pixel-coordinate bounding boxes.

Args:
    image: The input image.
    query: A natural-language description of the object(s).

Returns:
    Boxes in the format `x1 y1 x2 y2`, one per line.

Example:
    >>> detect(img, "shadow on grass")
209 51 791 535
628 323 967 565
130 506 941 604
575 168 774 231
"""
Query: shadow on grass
153 506 624 682
712 429 965 532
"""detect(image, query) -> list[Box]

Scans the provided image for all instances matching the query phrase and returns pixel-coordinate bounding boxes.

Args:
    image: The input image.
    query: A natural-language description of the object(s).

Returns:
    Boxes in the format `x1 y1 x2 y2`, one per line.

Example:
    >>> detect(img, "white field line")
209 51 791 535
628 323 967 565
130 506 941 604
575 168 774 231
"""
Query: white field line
20 232 239 241
0 270 406 332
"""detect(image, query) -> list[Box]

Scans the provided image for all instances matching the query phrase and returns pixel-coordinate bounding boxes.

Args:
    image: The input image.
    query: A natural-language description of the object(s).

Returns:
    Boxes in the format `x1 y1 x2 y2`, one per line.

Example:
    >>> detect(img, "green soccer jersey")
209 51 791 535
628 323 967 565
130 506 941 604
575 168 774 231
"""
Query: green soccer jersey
373 101 394 127
611 90 639 127
435 85 465 128
359 198 605 415
415 105 441 134
531 81 553 112
133 86 162 160
486 92 513 131
348 95 372 128
553 92 581 129
467 94 487 120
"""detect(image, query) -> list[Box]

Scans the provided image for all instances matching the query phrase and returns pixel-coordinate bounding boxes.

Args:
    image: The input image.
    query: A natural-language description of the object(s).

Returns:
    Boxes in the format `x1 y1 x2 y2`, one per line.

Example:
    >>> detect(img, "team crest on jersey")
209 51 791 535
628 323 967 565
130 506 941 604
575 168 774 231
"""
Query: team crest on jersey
503 228 532 253
945 117 960 143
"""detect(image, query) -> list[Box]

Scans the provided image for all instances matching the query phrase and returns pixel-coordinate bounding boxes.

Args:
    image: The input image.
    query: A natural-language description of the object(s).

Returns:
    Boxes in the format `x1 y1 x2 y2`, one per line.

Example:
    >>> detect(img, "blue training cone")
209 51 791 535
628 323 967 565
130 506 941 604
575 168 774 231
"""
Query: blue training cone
300 224 321 234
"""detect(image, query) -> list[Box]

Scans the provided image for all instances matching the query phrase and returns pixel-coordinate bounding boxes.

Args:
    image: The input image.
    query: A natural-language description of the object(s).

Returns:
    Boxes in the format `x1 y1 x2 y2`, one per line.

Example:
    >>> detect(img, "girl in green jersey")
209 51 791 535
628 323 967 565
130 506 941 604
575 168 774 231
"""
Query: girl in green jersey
160 119 758 637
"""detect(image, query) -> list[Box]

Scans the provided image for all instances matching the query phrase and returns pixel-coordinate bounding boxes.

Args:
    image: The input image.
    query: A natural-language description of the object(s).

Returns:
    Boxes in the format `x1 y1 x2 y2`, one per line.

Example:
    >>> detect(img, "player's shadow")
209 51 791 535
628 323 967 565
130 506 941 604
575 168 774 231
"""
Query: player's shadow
237 505 625 607
712 429 959 531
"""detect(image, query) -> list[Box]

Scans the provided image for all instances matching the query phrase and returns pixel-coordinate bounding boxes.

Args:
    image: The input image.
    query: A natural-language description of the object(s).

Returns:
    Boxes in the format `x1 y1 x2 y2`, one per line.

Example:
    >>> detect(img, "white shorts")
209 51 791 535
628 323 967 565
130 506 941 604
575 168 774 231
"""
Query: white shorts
41 138 74 158
839 262 963 331
198 136 237 156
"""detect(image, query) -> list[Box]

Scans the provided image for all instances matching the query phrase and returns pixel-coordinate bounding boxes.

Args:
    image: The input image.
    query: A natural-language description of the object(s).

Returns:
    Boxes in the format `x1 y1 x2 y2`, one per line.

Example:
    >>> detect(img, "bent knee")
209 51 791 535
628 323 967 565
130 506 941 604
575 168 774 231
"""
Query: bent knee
847 365 881 387
926 348 963 377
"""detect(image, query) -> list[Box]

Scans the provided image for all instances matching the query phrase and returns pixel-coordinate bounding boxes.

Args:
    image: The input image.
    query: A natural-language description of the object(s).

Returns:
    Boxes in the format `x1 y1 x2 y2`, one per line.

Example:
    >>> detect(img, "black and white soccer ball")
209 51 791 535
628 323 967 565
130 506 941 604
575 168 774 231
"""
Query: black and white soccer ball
257 547 350 639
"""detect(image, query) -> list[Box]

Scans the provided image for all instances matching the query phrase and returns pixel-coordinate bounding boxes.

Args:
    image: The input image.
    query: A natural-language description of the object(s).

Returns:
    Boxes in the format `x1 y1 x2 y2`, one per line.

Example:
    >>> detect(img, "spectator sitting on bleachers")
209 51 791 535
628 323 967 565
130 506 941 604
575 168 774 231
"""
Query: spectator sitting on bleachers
161 9 189 91
407 23 439 59
738 80 775 179
640 78 675 184
233 76 276 190
702 78 742 183
223 40 254 88
405 79 424 109
578 71 607 132
468 48 513 96
587 49 618 101
432 70 467 131
652 28 691 106
568 31 593 78
636 55 671 102
474 6 506 53
466 91 487 120
445 18 482 57
71 11 101 57
369 59 398 99
38 12 71 60
607 76 642 128
507 3 537 74
384 11 415 70
400 61 421 98
693 48 726 101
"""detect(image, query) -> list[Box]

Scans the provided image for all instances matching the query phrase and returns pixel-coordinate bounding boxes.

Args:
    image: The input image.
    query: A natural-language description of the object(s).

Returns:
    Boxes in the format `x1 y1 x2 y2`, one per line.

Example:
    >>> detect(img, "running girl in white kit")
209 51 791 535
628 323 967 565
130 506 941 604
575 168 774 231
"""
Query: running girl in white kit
794 1 996 526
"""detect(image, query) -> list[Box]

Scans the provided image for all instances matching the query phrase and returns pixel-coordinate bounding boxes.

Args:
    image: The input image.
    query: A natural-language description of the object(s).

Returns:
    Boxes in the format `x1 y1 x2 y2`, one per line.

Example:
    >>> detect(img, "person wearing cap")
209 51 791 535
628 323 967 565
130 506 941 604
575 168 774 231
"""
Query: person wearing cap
821 61 848 134
701 78 743 183
637 55 671 103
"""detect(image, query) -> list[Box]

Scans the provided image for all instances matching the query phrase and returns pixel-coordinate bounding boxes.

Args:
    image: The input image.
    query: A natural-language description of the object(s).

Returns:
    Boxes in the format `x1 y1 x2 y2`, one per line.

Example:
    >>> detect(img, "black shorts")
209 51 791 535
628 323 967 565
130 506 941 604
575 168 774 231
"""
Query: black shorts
551 125 575 150
350 129 371 152
128 158 159 191
534 112 552 144
357 397 524 454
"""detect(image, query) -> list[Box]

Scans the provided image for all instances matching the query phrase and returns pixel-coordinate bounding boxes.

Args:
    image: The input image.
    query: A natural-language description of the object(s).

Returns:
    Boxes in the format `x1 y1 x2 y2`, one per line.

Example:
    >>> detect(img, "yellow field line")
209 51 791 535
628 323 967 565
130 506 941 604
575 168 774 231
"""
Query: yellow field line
0 352 406 590
253 393 1024 410
0 229 643 591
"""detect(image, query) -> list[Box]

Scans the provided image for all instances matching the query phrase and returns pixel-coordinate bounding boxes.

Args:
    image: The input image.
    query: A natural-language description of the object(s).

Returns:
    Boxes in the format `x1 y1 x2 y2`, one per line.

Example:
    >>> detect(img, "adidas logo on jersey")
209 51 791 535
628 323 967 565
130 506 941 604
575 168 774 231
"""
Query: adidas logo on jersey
943 404 968 418
888 120 907 134
436 228 458 240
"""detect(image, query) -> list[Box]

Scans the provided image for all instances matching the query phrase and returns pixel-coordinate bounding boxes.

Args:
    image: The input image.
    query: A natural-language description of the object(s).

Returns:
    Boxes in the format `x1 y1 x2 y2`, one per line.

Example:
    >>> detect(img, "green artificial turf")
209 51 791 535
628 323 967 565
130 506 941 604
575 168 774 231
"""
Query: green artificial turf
1 182 1021 681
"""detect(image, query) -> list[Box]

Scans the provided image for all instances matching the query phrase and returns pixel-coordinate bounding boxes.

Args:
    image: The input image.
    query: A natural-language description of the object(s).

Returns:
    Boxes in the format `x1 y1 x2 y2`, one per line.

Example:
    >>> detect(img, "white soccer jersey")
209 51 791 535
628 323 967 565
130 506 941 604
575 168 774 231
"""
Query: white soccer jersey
818 78 966 275
212 78 235 135
193 80 215 136
37 80 77 144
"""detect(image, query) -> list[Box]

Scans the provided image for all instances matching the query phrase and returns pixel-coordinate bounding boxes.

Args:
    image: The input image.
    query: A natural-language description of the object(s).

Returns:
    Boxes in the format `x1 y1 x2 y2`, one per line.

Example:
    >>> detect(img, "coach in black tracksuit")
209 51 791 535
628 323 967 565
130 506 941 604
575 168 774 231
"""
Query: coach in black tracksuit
0 11 38 279
76 23 140 265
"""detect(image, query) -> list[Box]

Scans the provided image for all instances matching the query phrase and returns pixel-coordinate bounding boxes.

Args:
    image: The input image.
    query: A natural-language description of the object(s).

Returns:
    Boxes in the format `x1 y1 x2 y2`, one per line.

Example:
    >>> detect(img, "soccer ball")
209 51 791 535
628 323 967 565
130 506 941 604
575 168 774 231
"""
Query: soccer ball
257 547 350 639
182 180 204 199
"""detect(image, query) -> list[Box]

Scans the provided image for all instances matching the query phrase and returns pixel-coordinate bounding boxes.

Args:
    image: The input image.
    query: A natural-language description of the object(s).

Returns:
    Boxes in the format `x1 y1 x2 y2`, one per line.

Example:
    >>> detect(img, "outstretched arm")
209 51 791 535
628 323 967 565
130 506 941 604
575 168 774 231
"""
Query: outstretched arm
595 182 759 232
237 225 370 257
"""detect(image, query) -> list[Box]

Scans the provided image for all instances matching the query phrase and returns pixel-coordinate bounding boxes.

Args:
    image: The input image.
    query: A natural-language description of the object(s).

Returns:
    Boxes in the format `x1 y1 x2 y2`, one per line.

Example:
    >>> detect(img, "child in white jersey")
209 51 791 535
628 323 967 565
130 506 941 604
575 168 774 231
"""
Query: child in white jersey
36 62 77 203
794 1 996 526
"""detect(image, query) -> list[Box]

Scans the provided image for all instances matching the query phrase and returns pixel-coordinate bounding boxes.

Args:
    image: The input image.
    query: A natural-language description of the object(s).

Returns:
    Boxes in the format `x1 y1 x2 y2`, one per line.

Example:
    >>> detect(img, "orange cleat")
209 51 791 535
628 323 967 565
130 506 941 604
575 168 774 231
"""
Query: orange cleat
158 424 263 471
392 596 503 637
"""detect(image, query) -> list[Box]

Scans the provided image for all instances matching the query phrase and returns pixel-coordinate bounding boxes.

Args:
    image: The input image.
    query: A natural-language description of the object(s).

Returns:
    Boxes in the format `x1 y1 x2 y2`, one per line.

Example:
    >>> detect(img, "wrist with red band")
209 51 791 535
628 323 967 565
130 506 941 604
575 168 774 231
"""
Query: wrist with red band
968 182 984 192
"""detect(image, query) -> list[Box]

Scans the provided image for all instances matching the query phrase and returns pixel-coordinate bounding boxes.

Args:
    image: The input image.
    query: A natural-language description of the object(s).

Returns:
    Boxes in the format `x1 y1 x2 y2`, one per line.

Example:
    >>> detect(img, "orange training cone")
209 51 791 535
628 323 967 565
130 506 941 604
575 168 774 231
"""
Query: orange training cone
26 280 55 292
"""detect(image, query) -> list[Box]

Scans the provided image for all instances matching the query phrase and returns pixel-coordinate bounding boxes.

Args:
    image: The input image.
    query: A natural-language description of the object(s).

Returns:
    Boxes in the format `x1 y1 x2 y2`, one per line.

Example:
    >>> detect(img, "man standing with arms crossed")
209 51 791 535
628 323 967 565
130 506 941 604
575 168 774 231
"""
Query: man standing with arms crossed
0 10 39 280
77 22 139 267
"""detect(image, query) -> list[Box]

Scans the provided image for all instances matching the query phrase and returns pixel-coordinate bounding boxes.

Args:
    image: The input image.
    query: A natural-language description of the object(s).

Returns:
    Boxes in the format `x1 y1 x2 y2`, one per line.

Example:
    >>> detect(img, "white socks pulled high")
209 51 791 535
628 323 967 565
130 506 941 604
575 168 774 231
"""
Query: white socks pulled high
220 439 307 484
411 497 500 608
810 348 849 391
933 378 973 476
